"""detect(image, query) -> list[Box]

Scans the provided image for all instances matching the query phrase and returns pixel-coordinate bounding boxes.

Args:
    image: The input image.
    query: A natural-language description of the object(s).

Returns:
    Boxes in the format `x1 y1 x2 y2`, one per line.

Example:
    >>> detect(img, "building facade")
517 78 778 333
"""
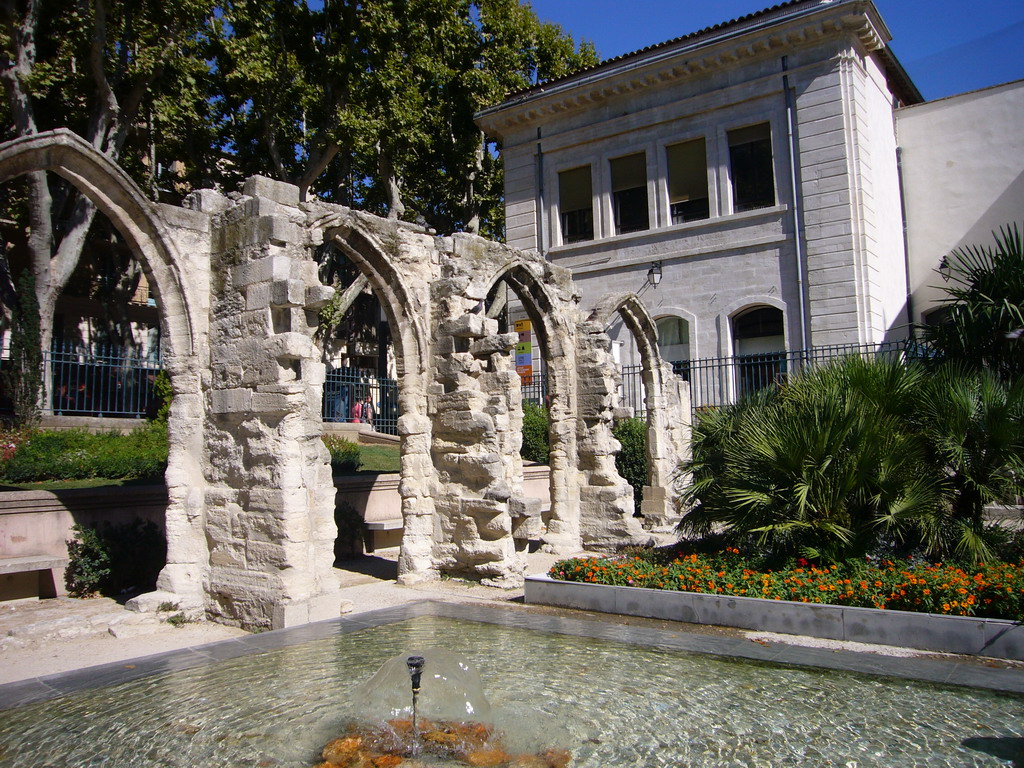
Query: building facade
476 0 966 400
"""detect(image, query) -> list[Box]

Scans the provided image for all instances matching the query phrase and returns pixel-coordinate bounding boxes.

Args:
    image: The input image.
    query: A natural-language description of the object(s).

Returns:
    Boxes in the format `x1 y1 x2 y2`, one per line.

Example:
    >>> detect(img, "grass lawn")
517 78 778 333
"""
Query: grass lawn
348 443 401 474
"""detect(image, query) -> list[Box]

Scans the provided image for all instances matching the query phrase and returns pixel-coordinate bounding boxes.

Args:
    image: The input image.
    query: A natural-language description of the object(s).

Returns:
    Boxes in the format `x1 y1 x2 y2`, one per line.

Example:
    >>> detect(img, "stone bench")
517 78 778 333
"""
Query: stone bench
0 554 69 601
363 518 403 553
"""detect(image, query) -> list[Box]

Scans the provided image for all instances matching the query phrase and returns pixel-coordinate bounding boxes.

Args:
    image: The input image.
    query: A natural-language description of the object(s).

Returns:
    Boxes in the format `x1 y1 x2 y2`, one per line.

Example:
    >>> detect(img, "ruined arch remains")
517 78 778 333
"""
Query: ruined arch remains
0 132 691 629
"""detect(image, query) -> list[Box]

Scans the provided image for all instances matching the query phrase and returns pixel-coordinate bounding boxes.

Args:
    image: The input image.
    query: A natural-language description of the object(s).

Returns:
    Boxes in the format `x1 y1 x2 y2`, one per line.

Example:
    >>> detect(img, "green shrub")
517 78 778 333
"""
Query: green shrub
613 417 647 515
150 370 173 423
65 518 165 597
0 424 168 482
520 400 549 464
64 524 112 596
324 436 361 474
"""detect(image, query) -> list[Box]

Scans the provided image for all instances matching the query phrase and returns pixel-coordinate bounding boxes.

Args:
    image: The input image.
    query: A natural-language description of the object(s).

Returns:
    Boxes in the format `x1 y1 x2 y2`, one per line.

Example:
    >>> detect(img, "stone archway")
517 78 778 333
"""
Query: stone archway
0 129 208 607
589 293 691 525
320 213 436 584
0 137 694 623
469 256 582 555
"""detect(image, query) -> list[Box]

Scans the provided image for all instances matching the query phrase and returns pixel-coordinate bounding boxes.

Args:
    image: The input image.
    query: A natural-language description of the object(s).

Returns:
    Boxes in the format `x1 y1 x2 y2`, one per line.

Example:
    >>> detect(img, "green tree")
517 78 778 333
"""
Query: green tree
1 0 216 360
613 416 647 515
211 0 597 235
924 223 1024 383
520 399 549 464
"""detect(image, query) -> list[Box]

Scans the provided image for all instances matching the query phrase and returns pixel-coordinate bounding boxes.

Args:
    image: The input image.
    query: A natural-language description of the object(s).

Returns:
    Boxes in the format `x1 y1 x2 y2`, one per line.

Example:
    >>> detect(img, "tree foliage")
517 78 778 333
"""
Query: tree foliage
612 416 647 515
1 0 597 350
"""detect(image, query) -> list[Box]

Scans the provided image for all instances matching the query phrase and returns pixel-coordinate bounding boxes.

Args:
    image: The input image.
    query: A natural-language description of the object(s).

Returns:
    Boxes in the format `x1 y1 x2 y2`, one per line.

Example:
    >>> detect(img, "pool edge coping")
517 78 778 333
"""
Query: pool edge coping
1 598 1023 712
524 574 1024 660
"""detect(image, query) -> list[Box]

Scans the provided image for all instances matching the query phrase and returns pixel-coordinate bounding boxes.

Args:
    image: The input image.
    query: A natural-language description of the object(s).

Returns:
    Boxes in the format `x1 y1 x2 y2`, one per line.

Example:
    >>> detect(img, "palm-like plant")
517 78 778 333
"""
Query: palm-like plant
679 356 940 562
924 224 1024 383
916 365 1024 559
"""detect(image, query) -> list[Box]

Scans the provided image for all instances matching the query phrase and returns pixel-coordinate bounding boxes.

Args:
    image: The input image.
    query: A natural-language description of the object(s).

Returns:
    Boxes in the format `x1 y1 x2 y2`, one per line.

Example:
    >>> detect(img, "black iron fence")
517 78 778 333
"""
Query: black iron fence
2 339 924 427
323 366 399 434
517 339 927 421
46 343 164 418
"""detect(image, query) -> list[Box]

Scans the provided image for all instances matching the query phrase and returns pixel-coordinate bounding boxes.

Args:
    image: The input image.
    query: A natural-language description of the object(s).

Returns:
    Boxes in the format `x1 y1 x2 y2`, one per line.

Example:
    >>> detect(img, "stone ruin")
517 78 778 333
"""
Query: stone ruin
0 130 691 629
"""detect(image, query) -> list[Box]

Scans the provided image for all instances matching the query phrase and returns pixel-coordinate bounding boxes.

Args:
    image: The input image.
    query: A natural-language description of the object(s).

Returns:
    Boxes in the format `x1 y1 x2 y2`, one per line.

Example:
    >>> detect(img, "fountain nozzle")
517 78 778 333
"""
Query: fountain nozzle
406 655 425 693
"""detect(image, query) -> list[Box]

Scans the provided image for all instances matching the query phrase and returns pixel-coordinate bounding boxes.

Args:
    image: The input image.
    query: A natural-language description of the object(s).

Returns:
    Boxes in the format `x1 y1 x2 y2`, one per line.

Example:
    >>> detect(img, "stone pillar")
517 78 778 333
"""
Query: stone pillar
203 176 342 630
575 322 651 551
640 360 692 527
429 305 525 587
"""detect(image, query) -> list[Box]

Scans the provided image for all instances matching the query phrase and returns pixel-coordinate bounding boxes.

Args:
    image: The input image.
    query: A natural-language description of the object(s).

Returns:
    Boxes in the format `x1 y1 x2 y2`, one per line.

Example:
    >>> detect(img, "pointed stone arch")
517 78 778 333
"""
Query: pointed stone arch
0 130 199 358
589 293 691 524
323 214 436 580
0 129 207 606
470 255 583 553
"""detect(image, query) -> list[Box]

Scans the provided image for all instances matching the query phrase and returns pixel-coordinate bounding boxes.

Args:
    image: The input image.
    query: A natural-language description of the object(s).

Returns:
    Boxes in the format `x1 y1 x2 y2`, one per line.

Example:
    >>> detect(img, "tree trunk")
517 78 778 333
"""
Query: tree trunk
377 143 405 220
464 132 485 235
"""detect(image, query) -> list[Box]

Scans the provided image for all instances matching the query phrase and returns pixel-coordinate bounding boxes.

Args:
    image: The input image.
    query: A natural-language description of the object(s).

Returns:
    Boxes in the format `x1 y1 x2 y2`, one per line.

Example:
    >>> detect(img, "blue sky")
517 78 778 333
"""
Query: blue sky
527 0 1024 100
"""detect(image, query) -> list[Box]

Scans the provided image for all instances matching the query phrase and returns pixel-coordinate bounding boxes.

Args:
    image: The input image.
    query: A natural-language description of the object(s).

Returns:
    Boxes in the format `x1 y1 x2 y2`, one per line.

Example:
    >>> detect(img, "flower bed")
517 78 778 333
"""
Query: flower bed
549 549 1024 622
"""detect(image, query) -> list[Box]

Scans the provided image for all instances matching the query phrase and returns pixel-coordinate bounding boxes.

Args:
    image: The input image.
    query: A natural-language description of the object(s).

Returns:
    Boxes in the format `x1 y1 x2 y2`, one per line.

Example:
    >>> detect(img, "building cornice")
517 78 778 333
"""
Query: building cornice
475 0 919 139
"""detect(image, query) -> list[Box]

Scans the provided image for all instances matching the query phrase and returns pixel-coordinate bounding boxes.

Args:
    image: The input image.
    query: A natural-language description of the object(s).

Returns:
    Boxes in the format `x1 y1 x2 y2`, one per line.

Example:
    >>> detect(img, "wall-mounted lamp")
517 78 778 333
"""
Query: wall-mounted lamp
647 261 663 288
938 255 950 282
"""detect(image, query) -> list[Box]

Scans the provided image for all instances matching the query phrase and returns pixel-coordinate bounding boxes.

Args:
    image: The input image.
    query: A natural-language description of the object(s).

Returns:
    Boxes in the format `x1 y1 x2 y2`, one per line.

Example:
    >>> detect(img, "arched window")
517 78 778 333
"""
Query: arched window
656 316 690 362
732 306 785 396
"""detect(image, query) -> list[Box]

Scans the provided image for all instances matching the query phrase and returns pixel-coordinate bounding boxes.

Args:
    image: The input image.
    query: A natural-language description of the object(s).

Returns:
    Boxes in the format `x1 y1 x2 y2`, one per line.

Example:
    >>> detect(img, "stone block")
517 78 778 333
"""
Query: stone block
511 514 542 540
441 313 497 339
264 332 315 360
305 284 335 309
251 391 302 414
270 279 306 307
185 188 231 214
398 413 431 436
125 590 184 614
242 175 300 206
509 497 541 518
438 410 494 435
469 333 518 357
211 388 252 414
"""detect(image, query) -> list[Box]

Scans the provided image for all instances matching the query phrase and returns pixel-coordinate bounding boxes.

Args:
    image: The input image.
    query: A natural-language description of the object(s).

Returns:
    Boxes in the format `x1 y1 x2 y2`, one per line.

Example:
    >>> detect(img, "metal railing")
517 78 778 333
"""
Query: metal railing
323 367 399 434
515 339 927 421
46 343 164 418
2 338 925 427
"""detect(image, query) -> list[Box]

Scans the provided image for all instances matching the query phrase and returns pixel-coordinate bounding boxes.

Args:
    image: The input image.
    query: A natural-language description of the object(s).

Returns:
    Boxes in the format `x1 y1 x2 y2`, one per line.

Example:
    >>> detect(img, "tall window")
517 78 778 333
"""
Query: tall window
610 153 649 235
656 316 690 362
666 139 709 224
728 123 775 212
732 306 786 396
558 166 594 243
657 315 691 381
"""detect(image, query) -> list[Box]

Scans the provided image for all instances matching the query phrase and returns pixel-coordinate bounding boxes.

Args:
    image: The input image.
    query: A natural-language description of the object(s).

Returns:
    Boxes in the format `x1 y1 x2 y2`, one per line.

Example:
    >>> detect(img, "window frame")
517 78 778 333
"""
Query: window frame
556 164 595 245
726 121 777 214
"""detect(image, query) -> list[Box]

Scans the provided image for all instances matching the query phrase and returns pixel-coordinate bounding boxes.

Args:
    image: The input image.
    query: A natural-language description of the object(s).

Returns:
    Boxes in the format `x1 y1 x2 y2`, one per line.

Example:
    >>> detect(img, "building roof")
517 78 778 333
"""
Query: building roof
476 0 922 128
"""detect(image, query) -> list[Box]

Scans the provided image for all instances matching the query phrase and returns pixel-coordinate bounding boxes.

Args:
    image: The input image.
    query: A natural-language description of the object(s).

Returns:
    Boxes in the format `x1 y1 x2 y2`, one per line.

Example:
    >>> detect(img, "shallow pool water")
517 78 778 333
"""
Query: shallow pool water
0 615 1022 767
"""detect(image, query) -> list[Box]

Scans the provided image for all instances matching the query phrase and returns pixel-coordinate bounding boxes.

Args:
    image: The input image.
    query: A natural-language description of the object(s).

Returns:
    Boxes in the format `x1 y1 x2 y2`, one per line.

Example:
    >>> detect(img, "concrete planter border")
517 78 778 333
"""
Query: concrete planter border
524 574 1024 661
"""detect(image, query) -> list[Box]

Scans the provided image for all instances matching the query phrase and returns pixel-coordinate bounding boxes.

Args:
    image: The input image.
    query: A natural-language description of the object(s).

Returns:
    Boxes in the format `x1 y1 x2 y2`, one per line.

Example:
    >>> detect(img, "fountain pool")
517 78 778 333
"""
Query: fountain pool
0 603 1022 767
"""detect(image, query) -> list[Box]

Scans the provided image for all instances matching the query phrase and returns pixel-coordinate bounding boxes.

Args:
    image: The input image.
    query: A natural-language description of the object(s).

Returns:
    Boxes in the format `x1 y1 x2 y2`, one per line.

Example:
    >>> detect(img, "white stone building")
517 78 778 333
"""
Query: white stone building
476 0 1023 407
